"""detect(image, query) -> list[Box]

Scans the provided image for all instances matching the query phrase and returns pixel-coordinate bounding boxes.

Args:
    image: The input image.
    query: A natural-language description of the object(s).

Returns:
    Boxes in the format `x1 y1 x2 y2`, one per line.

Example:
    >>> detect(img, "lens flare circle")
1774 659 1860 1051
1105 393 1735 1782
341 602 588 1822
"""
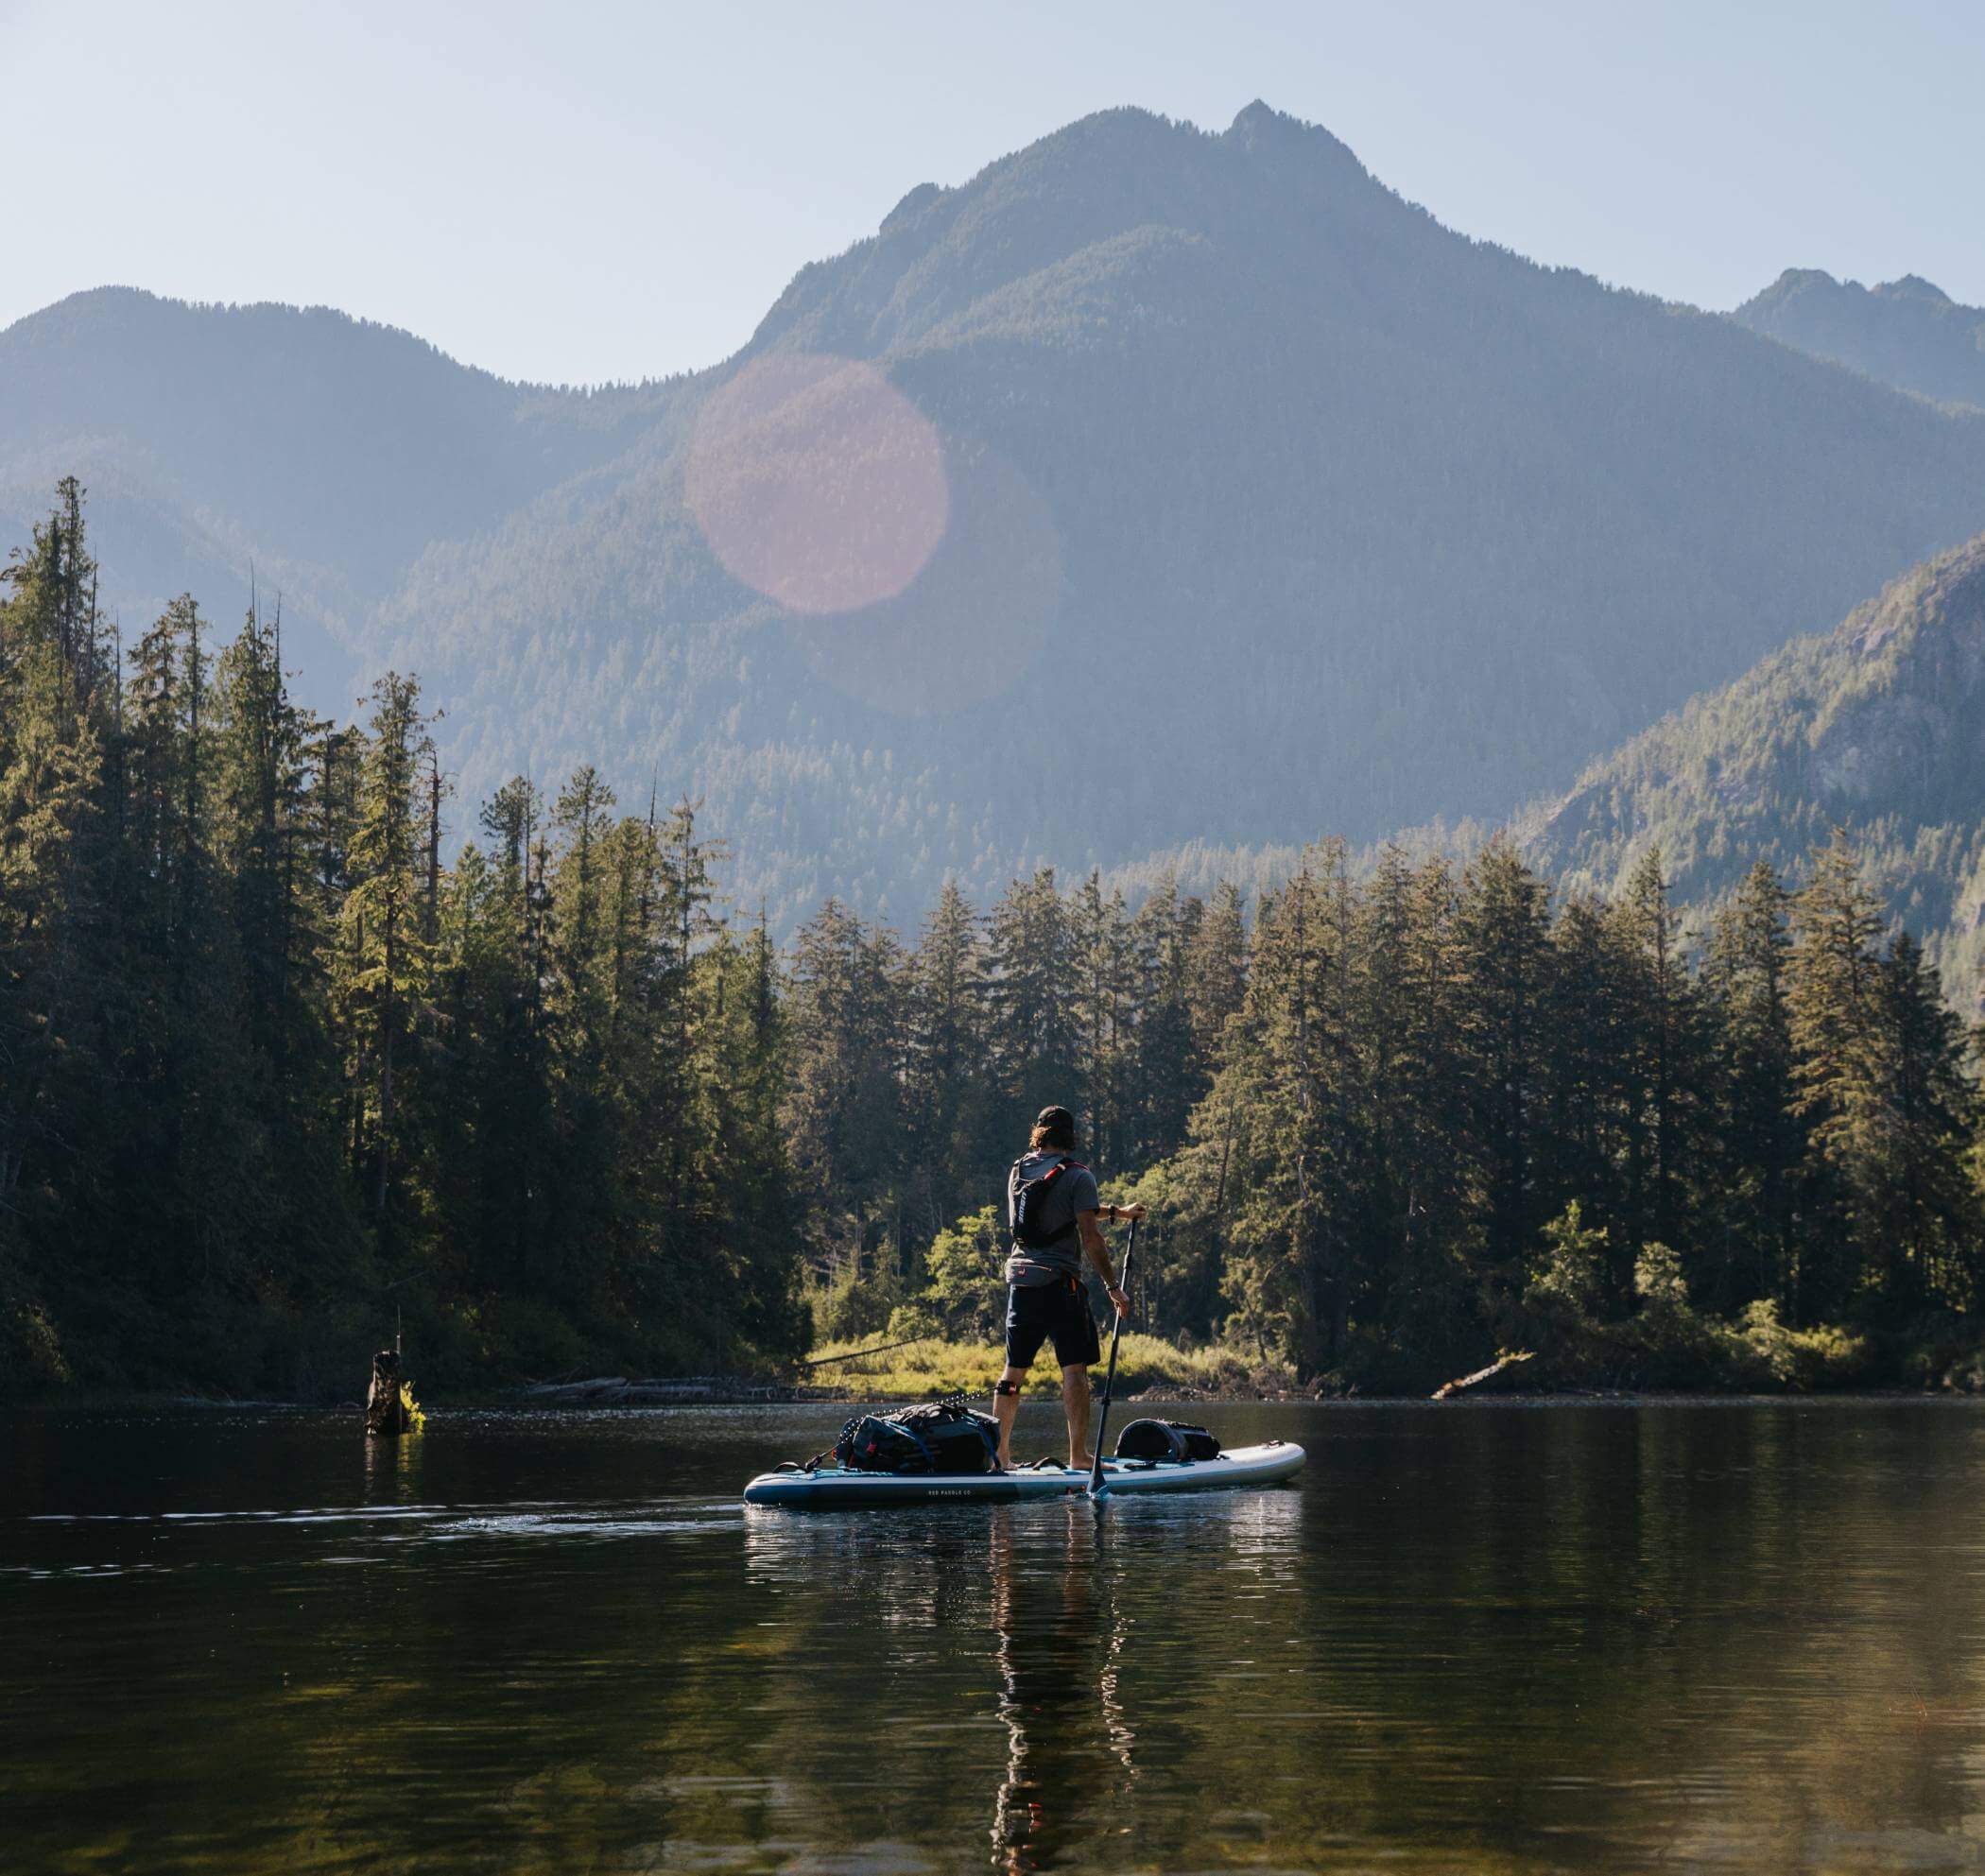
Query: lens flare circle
796 442 1063 717
686 352 949 616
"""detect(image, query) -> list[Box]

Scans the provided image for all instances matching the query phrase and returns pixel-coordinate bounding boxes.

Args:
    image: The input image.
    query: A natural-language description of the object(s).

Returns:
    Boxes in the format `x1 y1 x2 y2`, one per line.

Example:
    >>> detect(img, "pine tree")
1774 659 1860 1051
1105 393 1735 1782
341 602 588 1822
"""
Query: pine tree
1453 839 1552 1280
1069 870 1137 1173
1606 848 1700 1292
449 776 553 1289
1541 892 1626 1253
0 494 107 1224
985 868 1076 1132
211 597 322 1060
1185 878 1249 1065
1786 832 1891 1318
1355 848 1472 1365
651 798 725 1242
784 899 906 1306
549 765 617 1043
1215 846 1362 1369
701 911 807 1359
337 673 437 1228
1128 872 1202 1166
903 881 987 1240
1700 861 1802 1311
1874 929 1976 1308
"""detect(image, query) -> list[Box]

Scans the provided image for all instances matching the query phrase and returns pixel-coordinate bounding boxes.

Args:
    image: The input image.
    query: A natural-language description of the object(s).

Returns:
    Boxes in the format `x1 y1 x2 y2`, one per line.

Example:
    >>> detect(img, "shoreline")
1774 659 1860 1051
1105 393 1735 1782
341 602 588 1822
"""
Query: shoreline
9 1383 1985 1414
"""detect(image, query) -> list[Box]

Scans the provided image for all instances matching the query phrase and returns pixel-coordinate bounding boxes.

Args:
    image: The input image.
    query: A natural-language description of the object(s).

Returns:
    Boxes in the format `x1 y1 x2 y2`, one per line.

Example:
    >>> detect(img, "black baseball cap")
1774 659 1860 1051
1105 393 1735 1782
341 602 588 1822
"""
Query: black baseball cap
1035 1105 1076 1133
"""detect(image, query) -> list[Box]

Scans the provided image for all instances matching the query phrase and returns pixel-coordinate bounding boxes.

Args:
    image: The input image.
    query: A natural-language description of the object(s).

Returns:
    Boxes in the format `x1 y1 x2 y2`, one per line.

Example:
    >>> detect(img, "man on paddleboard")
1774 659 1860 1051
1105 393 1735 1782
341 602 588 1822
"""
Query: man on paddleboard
992 1105 1144 1471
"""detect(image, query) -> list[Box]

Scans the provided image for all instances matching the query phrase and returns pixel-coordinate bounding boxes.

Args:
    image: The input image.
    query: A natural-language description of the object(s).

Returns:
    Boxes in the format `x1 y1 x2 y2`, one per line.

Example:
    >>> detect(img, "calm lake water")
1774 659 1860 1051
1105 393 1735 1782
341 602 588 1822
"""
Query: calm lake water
8 1398 1985 1873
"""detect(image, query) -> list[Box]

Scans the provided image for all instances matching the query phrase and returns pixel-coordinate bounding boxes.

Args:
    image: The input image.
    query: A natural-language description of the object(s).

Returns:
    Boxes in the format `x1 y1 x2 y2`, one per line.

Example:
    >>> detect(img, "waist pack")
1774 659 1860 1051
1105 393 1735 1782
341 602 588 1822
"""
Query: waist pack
836 1397 1001 1475
1113 1419 1221 1463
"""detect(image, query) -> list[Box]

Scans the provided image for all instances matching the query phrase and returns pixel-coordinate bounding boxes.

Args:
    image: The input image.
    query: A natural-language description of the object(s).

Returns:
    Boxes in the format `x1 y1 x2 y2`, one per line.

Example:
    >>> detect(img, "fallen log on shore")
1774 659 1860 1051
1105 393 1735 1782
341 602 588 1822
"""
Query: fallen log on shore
522 1375 628 1400
1432 1350 1534 1401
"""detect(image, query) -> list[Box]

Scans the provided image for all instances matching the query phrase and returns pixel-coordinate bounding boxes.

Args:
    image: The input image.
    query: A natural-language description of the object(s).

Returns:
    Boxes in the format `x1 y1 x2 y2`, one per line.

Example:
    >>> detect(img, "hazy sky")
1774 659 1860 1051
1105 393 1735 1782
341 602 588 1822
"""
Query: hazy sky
5 0 1980 386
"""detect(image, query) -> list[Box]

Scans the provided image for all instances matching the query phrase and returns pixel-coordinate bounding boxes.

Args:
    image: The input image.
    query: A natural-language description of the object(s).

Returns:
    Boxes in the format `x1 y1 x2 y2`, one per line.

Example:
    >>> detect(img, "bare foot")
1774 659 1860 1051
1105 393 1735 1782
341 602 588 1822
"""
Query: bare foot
1070 1452 1096 1470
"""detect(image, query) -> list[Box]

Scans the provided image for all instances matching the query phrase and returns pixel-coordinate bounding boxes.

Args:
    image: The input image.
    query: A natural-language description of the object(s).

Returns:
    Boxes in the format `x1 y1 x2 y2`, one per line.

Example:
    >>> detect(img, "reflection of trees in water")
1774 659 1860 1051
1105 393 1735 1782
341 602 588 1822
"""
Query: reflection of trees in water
990 1503 1134 1872
33 1408 1985 1870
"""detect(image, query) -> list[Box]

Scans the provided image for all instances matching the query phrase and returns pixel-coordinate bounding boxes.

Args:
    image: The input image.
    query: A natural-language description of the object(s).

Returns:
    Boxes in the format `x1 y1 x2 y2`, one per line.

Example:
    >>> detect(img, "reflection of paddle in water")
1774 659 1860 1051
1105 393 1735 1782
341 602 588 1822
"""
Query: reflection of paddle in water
989 1503 1134 1871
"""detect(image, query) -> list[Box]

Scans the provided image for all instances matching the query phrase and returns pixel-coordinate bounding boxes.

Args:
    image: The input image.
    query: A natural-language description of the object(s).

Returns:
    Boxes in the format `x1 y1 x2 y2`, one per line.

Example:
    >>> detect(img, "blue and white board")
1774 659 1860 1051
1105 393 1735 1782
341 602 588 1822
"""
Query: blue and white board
742 1439 1304 1507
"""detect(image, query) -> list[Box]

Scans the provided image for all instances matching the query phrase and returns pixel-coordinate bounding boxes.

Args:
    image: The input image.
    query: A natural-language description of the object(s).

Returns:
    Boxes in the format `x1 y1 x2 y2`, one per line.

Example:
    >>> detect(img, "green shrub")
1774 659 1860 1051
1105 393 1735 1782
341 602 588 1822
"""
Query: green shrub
1531 1202 1607 1313
5 1299 72 1393
806 1252 906 1343
917 1205 1006 1341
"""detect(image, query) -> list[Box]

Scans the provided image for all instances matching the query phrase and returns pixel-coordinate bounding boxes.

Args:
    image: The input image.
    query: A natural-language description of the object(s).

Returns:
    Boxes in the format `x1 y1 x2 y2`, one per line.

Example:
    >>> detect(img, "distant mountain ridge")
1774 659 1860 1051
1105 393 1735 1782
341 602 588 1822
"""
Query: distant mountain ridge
9 105 1985 927
0 288 666 697
1734 269 1985 410
1514 533 1985 1008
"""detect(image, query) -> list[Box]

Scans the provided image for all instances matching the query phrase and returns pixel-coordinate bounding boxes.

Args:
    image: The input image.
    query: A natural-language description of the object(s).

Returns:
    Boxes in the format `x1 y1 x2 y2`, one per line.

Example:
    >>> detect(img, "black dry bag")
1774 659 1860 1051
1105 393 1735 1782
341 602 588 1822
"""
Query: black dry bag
1113 1419 1222 1463
835 1396 1001 1475
894 1398 1000 1474
835 1415 932 1474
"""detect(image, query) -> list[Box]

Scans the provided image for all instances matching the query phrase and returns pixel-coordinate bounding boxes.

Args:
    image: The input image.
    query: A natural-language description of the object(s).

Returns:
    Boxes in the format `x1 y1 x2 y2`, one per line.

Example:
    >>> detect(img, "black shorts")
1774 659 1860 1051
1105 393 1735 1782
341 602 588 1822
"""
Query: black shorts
1004 1277 1101 1371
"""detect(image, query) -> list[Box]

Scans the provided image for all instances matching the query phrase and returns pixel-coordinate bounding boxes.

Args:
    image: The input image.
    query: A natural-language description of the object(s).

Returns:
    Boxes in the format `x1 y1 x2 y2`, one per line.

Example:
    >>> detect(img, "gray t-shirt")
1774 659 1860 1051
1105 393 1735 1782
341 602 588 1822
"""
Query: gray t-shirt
1004 1151 1100 1286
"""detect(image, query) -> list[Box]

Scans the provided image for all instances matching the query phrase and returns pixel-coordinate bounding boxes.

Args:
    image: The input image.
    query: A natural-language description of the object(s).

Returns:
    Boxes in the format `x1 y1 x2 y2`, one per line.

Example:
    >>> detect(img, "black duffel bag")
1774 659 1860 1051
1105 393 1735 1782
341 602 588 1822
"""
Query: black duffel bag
835 1397 1000 1475
836 1414 932 1473
1113 1419 1221 1463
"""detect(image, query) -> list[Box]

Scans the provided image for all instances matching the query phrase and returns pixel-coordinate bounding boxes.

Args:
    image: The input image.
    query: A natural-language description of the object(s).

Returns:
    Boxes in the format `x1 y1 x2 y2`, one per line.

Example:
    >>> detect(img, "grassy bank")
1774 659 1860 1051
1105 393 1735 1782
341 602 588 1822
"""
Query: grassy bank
800 1334 1300 1402
799 1303 1985 1404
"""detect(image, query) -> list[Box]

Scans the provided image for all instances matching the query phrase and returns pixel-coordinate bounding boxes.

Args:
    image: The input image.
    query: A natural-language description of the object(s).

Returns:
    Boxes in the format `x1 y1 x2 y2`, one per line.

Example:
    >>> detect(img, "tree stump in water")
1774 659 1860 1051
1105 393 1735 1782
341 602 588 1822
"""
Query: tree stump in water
365 1348 410 1438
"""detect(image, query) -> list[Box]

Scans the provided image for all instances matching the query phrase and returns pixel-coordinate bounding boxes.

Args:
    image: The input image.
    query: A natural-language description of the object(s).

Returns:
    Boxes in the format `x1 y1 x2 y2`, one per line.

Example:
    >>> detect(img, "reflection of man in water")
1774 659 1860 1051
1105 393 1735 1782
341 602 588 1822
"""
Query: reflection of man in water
990 1505 1134 1870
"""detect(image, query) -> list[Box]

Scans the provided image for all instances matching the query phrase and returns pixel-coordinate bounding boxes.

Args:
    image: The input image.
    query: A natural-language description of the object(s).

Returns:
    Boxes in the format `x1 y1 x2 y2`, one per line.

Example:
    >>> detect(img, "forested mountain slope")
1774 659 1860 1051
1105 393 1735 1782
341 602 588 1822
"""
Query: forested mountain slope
11 106 1985 927
1517 534 1985 1007
333 105 1985 922
1734 270 1985 409
0 288 665 698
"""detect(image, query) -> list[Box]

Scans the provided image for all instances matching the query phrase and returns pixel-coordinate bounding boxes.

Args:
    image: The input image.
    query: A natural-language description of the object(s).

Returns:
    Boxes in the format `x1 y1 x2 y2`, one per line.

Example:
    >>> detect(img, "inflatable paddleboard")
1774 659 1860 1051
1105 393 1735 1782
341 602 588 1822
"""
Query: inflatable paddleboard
742 1439 1304 1507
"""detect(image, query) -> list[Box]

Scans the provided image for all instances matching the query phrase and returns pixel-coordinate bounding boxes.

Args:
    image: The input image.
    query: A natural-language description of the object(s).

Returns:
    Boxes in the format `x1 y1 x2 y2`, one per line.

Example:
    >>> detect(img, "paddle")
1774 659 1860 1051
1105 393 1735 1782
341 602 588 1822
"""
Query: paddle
1088 1218 1138 1500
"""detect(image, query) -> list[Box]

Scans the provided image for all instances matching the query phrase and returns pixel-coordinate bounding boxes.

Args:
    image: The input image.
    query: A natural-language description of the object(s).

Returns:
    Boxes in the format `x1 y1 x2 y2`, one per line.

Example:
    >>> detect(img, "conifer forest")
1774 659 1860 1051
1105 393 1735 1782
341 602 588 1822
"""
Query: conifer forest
6 486 1983 1398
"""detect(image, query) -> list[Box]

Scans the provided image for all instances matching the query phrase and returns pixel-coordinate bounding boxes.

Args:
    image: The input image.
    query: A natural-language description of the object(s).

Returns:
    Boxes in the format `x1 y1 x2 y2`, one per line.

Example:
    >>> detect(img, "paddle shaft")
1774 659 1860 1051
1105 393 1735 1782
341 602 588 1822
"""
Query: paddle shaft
1088 1218 1137 1495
